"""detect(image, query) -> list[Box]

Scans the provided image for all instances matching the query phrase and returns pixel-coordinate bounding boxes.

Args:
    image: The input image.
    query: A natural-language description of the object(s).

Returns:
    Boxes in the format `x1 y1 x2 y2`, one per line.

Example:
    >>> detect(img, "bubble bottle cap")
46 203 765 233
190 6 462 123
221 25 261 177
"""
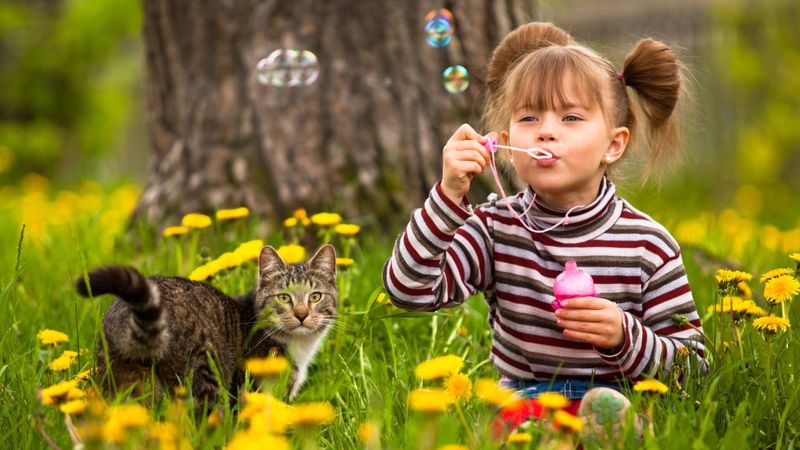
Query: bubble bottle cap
551 260 597 311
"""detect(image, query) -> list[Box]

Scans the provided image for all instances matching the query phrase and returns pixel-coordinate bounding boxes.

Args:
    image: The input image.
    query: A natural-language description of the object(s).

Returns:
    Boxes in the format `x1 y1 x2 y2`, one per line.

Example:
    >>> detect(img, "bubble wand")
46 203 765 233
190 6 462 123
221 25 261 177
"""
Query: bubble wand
482 135 583 234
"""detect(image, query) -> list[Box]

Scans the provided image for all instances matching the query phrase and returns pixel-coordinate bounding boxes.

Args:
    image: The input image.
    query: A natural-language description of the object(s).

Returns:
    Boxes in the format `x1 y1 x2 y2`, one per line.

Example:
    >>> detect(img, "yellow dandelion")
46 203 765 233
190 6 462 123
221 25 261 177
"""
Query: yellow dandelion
234 240 264 263
188 260 223 281
39 380 79 406
207 410 222 428
752 315 791 333
415 355 464 381
148 422 179 449
216 207 250 221
789 253 800 264
715 269 753 287
216 251 243 270
293 208 308 220
763 275 800 303
283 217 298 227
358 421 379 445
102 404 150 443
475 378 519 407
336 257 354 267
227 430 289 450
37 329 69 345
73 369 92 381
162 226 189 237
59 399 87 415
737 281 752 299
238 392 292 433
375 292 389 304
507 432 532 443
334 223 361 237
67 387 86 400
310 212 342 227
537 392 569 410
554 410 584 433
173 385 188 398
457 326 468 337
633 379 669 394
760 268 795 284
289 402 336 427
49 350 78 371
181 213 212 229
707 296 747 314
408 388 452 413
276 244 306 264
742 300 767 316
444 373 472 401
244 355 289 378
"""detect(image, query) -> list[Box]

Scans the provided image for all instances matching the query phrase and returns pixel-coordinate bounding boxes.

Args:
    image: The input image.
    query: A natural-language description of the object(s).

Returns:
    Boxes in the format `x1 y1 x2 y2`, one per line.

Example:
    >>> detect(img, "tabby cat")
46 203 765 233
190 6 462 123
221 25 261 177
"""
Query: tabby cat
75 244 337 405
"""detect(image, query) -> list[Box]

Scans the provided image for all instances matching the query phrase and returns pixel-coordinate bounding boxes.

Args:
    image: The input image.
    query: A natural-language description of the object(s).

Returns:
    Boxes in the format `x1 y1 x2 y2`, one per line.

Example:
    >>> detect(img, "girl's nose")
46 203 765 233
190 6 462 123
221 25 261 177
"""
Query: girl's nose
536 115 558 142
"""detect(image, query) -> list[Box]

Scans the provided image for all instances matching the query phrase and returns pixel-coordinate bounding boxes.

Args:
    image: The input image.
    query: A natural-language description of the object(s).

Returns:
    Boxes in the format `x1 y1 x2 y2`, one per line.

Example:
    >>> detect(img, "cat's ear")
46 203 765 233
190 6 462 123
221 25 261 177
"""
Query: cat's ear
259 245 286 275
307 244 336 276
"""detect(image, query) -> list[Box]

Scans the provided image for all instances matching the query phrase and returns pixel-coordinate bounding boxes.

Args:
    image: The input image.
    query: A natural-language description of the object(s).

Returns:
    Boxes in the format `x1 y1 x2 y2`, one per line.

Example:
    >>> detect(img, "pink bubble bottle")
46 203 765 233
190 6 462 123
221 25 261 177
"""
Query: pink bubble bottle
552 260 597 311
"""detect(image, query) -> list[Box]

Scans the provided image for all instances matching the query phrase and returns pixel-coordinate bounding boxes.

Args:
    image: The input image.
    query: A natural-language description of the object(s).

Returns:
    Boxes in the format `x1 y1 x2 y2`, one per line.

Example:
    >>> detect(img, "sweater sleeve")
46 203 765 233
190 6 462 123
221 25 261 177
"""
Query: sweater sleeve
382 182 494 311
597 251 708 380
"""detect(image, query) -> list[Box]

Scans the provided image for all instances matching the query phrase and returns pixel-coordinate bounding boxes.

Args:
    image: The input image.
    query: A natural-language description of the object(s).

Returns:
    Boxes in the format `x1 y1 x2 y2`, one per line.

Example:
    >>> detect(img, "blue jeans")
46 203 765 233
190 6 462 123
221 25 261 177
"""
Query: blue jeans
500 378 622 400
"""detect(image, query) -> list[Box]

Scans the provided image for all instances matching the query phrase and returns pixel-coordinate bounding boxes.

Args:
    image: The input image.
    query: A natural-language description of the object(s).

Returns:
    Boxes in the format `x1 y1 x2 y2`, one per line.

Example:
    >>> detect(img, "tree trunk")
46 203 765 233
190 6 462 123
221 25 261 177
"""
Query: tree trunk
132 0 537 229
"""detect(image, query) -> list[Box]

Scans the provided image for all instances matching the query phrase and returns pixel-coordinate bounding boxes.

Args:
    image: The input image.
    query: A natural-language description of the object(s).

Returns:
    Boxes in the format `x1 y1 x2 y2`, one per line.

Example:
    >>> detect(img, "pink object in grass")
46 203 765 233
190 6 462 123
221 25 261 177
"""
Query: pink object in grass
552 260 597 311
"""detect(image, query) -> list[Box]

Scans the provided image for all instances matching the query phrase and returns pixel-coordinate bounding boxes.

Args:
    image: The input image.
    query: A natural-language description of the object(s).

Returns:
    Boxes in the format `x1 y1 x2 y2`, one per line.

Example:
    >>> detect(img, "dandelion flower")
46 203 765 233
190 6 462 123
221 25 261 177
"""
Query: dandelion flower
234 240 264 262
358 421 379 445
742 301 767 316
752 315 791 333
216 251 243 270
789 253 800 264
49 350 78 371
415 355 464 381
336 257 354 267
216 207 249 221
310 212 342 227
475 378 519 407
408 388 452 413
102 404 150 443
375 292 389 304
39 380 79 406
73 369 93 381
507 432 532 443
293 208 308 220
334 223 361 237
289 402 336 427
162 225 190 237
715 269 752 287
707 296 747 314
554 410 584 433
537 392 569 410
244 355 289 378
59 399 87 415
238 393 292 433
276 244 306 264
227 430 289 450
181 213 212 229
283 217 298 227
206 410 222 428
736 281 752 298
633 379 668 394
763 275 800 303
188 260 223 281
445 373 472 401
37 329 69 345
760 268 795 284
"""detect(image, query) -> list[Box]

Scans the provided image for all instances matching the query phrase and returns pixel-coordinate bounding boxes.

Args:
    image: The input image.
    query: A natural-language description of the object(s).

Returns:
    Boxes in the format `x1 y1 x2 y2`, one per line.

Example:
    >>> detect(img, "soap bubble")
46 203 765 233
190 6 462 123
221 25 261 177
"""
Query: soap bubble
424 17 453 48
443 65 469 93
256 49 319 87
424 8 454 25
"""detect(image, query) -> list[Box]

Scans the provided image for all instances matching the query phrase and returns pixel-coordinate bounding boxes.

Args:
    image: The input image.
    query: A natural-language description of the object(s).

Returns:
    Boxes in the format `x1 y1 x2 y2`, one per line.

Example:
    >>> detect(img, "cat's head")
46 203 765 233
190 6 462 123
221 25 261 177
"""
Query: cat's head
254 244 338 336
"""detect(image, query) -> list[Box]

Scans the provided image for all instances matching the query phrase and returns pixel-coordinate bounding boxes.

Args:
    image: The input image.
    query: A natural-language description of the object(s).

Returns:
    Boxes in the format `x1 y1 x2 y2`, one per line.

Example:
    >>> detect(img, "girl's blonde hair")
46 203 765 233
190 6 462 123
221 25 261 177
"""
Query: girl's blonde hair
482 22 684 181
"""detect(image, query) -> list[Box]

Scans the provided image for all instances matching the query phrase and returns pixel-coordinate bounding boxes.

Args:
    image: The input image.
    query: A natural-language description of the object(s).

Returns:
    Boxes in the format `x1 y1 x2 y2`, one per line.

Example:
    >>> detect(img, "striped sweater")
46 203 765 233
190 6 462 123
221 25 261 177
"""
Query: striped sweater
383 178 706 383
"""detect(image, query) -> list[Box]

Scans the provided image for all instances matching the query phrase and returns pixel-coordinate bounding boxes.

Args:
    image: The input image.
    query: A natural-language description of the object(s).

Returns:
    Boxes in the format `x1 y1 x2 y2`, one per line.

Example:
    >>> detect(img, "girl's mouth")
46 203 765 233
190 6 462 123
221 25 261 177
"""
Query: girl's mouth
535 157 559 167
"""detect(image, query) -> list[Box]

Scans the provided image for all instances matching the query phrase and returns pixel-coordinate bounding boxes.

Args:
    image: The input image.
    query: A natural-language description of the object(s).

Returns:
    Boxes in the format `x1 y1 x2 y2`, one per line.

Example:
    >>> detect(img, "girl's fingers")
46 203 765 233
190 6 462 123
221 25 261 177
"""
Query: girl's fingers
452 161 485 177
561 329 603 346
555 309 608 323
451 123 485 143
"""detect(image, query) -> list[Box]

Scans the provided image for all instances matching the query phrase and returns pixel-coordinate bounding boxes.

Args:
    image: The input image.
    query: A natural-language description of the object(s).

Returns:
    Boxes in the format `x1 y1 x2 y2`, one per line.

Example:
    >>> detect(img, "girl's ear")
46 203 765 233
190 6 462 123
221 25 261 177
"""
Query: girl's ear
604 127 630 164
499 130 509 146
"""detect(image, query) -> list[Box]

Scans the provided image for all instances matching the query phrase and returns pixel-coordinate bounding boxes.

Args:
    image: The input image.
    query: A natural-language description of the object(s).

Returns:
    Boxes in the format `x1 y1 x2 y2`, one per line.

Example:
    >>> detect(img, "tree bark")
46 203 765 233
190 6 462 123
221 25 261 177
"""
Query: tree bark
133 0 537 228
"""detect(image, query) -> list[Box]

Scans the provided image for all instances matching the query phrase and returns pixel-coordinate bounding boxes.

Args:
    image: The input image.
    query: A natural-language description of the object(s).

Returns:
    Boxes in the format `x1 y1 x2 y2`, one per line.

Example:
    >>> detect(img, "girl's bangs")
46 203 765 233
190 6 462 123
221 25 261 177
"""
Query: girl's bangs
504 47 605 114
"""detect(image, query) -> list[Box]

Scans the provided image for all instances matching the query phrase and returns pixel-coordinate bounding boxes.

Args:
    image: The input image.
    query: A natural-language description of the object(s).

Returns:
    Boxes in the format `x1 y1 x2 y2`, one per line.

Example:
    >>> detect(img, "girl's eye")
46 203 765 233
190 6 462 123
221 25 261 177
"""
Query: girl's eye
563 115 581 122
309 292 322 302
276 293 291 303
520 116 537 122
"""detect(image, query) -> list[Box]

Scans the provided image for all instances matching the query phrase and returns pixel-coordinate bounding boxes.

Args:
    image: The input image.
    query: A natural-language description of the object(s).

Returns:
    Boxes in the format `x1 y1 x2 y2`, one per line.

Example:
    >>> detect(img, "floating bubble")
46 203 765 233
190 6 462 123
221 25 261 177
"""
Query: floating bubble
256 49 319 87
425 8 454 25
443 65 469 93
425 18 453 48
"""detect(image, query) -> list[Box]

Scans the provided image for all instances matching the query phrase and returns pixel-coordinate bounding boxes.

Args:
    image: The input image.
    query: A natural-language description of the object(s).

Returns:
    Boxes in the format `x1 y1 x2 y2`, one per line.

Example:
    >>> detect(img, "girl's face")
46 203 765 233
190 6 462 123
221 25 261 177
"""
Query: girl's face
502 84 629 209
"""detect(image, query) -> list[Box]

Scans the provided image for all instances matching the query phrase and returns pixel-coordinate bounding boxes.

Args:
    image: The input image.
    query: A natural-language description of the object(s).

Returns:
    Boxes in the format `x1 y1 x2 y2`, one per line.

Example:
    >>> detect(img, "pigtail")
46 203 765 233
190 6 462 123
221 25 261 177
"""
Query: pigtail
622 38 684 178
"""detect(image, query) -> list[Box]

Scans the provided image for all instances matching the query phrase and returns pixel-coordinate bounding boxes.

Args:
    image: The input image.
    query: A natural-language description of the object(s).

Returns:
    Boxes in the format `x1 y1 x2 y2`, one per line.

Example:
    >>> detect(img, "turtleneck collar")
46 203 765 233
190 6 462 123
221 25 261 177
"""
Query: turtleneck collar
518 177 623 243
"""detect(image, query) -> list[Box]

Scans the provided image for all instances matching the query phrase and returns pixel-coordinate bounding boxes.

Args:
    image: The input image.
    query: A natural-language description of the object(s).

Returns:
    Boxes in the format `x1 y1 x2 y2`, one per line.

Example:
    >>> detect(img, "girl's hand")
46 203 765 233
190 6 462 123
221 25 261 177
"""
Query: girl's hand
554 297 625 350
440 124 492 204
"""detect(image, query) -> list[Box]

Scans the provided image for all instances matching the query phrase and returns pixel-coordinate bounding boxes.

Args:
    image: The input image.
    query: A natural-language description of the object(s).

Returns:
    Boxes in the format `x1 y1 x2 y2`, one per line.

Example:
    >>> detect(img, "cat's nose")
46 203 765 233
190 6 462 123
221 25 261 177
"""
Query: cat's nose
295 311 308 323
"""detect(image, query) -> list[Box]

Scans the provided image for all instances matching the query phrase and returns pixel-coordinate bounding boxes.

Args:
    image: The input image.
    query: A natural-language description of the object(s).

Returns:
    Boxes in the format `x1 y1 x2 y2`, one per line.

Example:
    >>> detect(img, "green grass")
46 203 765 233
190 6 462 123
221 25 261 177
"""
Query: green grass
1 184 799 449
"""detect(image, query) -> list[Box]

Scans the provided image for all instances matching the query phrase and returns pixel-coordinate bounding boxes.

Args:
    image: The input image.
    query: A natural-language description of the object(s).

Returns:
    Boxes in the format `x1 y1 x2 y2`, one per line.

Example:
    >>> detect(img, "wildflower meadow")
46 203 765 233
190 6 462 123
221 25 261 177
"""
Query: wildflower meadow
1 176 799 449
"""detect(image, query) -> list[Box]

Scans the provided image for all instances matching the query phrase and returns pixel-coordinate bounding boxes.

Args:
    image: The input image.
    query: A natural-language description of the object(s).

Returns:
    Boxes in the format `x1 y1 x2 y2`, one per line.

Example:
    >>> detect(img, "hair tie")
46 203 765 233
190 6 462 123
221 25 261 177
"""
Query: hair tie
617 71 626 86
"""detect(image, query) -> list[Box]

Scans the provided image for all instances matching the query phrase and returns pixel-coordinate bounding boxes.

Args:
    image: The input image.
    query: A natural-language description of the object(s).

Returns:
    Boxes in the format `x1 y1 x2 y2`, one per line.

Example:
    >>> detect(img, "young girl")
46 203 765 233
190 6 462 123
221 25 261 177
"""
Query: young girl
383 22 706 437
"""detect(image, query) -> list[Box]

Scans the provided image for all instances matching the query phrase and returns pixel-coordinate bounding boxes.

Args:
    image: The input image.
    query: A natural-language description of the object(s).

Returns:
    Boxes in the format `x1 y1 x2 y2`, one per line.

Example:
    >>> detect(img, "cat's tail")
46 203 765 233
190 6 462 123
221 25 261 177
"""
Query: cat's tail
75 266 166 356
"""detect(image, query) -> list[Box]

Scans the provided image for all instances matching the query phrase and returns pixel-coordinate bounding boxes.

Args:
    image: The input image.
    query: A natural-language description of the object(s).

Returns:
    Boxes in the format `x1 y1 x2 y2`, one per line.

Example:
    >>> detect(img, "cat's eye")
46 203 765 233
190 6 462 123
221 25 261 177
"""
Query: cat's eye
275 293 291 303
308 292 322 302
